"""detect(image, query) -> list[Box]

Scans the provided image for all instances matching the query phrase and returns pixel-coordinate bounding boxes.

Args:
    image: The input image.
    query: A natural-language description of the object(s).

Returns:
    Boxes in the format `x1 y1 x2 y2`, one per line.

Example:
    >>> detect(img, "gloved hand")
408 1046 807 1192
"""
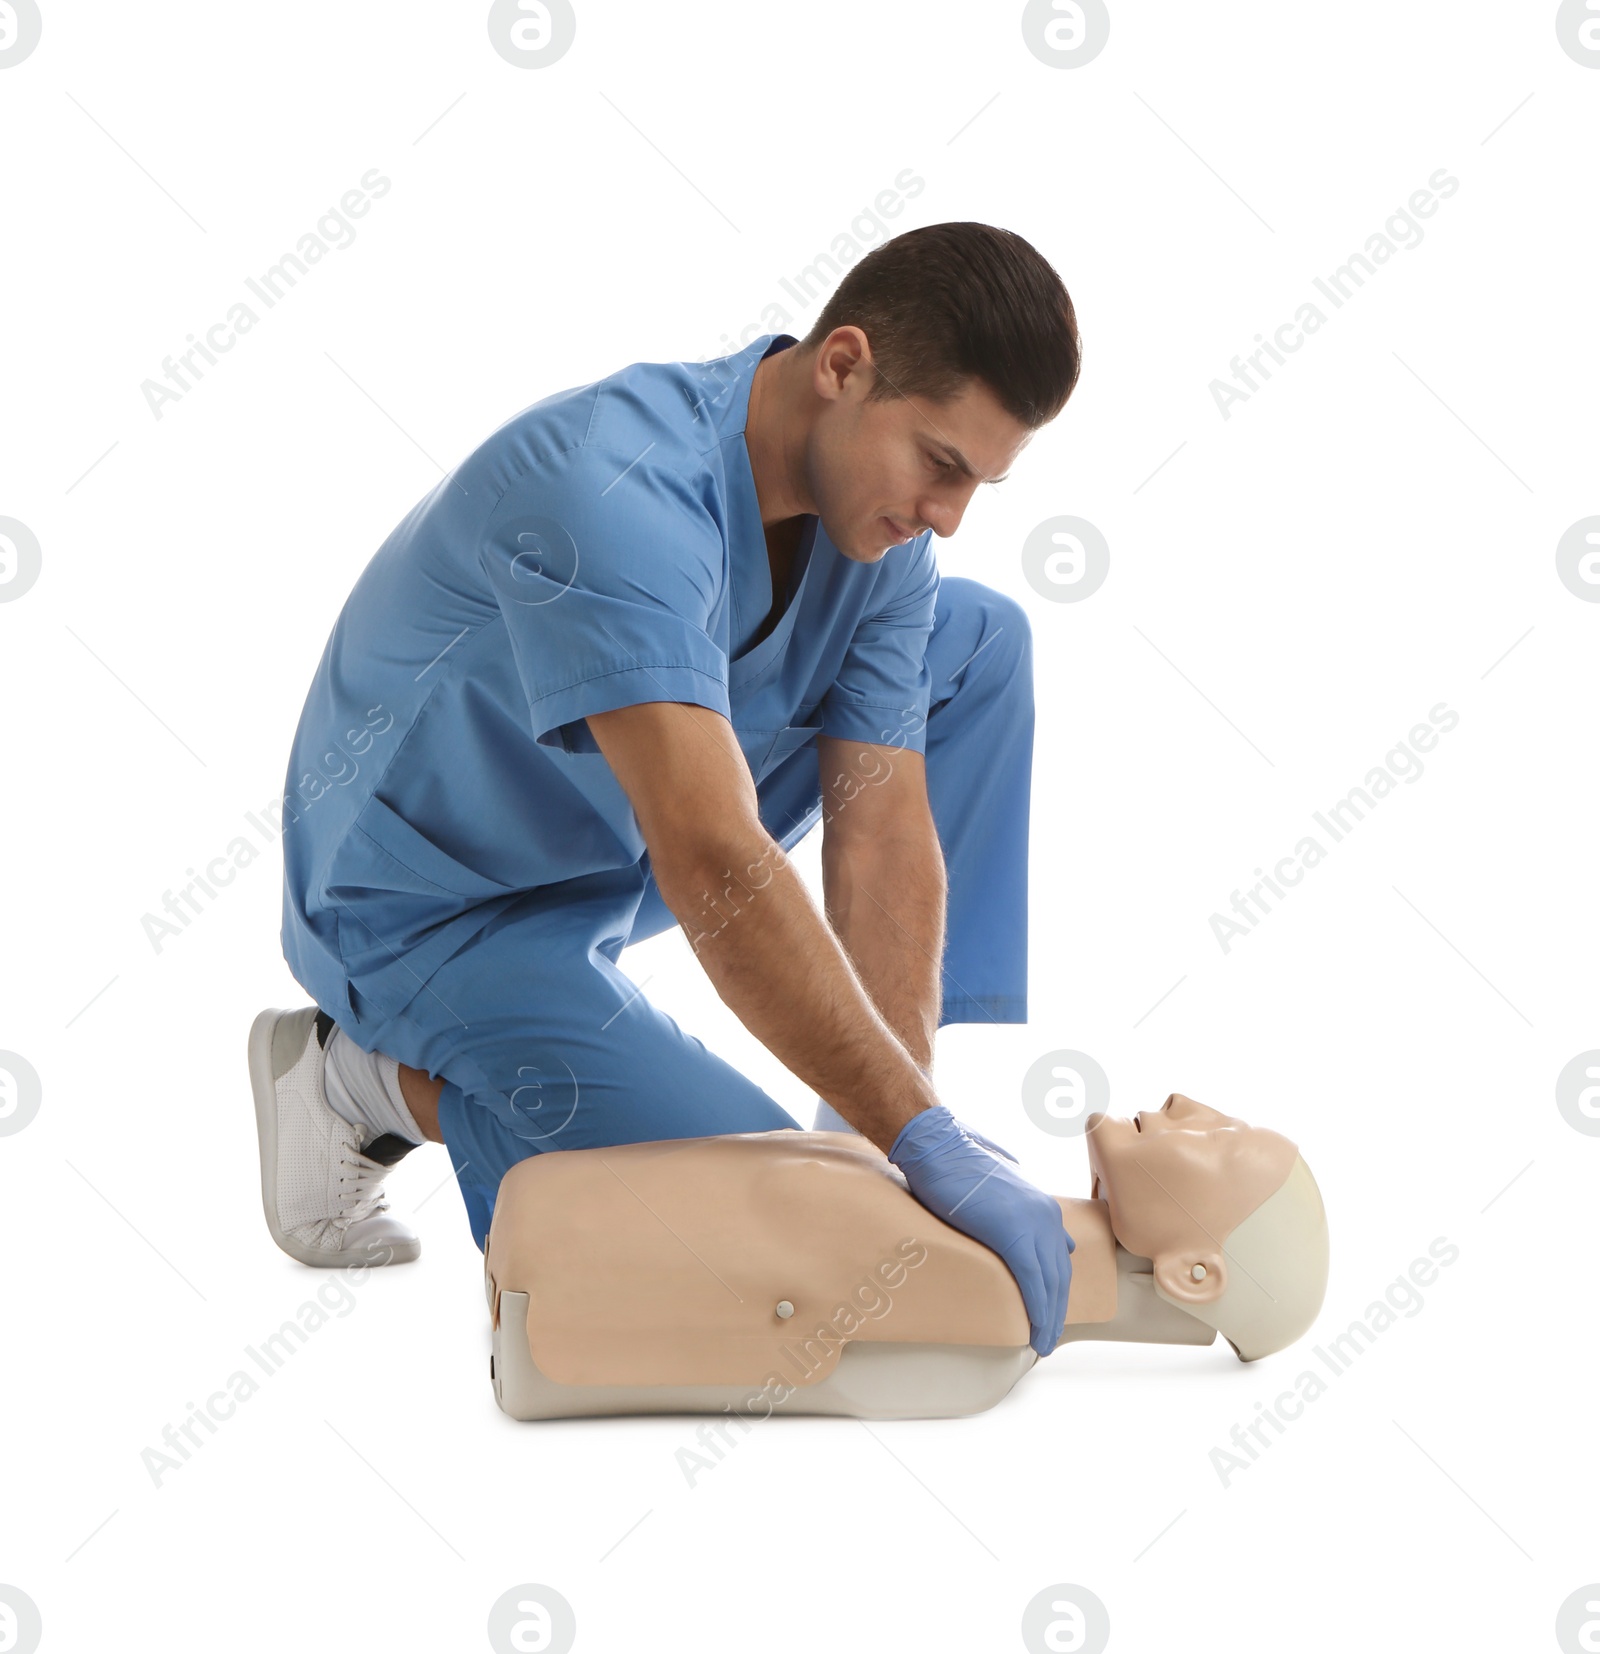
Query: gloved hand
814 1098 1019 1164
888 1104 1074 1357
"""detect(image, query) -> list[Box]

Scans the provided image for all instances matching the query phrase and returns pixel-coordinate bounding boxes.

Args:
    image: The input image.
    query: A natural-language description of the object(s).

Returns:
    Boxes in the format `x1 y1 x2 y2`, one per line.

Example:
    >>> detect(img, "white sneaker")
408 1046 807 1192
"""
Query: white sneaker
248 1005 421 1267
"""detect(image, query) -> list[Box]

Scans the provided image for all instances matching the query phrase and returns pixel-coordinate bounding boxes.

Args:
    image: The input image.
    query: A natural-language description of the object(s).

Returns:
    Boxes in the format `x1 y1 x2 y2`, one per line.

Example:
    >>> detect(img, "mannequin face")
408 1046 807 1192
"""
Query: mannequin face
1085 1094 1294 1310
1087 1094 1253 1197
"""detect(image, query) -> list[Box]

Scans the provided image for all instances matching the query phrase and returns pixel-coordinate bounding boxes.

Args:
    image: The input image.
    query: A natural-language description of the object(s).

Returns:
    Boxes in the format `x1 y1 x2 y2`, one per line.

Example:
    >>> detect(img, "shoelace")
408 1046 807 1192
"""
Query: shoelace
335 1148 392 1228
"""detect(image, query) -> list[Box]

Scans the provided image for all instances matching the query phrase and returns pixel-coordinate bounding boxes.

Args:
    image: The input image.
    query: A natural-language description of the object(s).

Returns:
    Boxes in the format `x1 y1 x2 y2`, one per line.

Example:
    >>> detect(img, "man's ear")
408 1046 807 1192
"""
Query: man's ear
812 326 872 402
1153 1250 1227 1305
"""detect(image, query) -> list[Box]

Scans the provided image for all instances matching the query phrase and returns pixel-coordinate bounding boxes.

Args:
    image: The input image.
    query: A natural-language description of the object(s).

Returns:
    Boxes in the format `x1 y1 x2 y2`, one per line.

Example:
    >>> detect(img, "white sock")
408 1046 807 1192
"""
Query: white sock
323 1027 427 1146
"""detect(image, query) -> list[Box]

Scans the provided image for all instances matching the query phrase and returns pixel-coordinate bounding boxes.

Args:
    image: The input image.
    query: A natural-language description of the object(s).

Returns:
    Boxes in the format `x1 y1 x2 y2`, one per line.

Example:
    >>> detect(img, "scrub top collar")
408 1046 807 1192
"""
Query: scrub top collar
712 332 823 680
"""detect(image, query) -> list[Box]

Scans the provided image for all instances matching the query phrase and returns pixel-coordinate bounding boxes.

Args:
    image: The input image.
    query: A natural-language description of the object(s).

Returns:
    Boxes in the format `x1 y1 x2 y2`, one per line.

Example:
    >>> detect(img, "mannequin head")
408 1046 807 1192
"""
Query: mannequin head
1085 1094 1328 1361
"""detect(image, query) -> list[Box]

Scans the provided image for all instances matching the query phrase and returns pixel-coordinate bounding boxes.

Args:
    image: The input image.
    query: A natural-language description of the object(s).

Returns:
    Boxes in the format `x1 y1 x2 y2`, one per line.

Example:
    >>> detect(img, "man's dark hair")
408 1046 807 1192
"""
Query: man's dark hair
801 221 1081 429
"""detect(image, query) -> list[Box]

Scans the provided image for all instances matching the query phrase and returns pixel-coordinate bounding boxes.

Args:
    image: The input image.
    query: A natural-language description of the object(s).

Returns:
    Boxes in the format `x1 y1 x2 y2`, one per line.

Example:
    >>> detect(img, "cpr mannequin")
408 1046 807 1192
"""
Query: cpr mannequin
483 1093 1328 1421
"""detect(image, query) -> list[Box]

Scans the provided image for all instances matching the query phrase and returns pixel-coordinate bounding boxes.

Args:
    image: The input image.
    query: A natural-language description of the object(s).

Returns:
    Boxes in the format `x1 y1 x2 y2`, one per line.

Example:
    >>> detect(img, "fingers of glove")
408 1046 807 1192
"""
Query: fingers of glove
1003 1203 1071 1357
1024 1204 1073 1355
1000 1236 1053 1357
1048 1241 1073 1355
1026 1236 1062 1358
1032 1227 1072 1356
908 1177 1063 1354
900 1146 1070 1355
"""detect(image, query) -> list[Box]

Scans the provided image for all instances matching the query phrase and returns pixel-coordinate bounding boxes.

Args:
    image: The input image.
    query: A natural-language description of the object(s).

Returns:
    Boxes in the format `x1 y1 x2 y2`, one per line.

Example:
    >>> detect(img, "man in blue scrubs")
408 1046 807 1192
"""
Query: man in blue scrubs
250 221 1085 1356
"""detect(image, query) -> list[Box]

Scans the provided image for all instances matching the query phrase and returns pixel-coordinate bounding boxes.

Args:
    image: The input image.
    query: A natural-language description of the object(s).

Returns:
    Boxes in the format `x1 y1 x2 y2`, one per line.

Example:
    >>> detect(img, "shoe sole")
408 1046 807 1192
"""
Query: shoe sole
248 1006 420 1269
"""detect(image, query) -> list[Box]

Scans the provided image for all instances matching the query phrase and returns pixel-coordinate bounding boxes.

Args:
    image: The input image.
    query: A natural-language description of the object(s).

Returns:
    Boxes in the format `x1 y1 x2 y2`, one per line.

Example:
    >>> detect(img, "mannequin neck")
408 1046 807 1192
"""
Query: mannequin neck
1056 1196 1217 1349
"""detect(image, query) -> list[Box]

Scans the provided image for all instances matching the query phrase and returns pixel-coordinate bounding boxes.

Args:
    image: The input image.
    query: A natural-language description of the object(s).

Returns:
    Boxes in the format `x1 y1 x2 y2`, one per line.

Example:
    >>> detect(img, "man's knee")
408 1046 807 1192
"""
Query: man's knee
932 576 1033 694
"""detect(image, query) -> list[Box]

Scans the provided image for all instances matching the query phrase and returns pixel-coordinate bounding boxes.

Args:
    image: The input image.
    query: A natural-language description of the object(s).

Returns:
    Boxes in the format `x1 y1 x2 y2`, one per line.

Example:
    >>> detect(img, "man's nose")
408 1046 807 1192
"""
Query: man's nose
918 486 974 539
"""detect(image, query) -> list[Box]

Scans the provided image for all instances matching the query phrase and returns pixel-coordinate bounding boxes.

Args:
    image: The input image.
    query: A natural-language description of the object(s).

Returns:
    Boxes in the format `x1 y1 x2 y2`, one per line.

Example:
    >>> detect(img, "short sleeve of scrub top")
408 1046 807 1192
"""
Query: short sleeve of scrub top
480 443 730 756
819 528 940 756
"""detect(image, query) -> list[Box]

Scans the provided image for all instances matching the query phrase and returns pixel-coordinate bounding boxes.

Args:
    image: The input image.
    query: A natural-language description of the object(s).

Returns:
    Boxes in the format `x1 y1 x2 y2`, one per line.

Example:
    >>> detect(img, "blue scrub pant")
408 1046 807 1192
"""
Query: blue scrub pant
340 577 1033 1249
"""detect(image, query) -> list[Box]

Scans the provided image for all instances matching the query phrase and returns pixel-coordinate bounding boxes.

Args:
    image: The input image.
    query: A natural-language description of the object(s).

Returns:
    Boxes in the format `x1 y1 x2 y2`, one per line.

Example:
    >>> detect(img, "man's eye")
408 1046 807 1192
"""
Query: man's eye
929 455 957 475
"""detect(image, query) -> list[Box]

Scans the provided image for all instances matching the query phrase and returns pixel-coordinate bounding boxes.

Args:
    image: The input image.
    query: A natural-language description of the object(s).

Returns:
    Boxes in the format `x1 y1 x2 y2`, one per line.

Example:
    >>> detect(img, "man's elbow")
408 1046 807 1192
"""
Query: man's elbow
823 809 945 877
651 817 783 925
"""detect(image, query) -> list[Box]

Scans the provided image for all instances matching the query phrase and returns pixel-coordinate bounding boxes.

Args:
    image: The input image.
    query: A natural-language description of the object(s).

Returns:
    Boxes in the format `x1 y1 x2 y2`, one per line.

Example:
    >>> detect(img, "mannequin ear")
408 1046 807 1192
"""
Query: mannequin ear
1153 1250 1226 1305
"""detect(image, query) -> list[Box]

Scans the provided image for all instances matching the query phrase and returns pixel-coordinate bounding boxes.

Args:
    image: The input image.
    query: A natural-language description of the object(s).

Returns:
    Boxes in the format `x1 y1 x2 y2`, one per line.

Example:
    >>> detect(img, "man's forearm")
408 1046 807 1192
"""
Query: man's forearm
661 831 939 1154
821 822 946 1075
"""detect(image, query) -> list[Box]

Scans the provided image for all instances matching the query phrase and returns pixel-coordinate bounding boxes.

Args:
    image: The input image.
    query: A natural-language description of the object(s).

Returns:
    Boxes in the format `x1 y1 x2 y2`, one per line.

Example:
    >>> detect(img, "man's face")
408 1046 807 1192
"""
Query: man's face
803 331 1036 562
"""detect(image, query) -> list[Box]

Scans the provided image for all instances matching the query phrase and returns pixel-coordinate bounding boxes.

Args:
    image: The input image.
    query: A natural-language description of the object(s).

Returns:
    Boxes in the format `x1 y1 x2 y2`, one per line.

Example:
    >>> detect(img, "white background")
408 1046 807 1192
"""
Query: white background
2 2 1597 1650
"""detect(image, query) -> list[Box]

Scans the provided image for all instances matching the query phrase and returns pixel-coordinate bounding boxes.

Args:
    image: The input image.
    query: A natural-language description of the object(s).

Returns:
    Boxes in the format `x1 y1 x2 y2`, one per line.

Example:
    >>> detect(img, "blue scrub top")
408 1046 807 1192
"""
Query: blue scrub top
280 332 940 1029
